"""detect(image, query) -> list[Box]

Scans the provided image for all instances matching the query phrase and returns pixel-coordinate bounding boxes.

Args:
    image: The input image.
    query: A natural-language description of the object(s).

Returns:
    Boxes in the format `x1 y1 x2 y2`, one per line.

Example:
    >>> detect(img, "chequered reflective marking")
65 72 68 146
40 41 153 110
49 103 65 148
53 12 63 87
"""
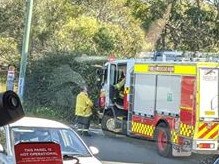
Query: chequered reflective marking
131 122 155 137
171 130 178 144
179 123 194 137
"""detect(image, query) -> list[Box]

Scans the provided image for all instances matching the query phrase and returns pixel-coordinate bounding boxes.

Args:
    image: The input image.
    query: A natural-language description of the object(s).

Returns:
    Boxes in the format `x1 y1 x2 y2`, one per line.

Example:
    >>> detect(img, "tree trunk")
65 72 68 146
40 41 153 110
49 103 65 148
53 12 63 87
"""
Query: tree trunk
196 0 200 8
144 2 173 51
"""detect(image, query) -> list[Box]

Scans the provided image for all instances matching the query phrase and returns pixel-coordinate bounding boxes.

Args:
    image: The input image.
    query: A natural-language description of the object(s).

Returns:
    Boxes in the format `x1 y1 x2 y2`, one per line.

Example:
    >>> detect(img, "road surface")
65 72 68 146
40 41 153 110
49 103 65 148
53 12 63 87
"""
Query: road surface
81 128 216 164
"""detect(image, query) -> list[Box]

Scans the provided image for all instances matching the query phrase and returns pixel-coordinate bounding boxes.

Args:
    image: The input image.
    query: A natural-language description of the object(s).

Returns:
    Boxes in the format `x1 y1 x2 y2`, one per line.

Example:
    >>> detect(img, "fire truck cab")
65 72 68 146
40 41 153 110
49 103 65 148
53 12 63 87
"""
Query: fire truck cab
97 58 219 157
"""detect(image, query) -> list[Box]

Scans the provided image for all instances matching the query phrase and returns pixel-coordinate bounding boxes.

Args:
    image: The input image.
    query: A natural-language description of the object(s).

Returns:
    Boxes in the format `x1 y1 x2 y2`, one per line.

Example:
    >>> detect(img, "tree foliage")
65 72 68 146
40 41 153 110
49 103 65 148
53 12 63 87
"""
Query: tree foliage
128 0 219 52
25 53 105 121
29 0 147 57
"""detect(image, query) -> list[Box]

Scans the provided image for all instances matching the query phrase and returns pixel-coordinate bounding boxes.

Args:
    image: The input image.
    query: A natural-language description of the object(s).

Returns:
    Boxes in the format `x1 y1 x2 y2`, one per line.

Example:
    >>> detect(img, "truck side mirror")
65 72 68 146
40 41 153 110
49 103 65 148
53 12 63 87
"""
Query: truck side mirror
0 91 24 126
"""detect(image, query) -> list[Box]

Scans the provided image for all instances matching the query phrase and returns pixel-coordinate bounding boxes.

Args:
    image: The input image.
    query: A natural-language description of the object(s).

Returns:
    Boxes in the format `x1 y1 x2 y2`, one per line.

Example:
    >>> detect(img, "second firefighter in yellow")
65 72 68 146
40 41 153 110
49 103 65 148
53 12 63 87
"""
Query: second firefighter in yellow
75 86 93 136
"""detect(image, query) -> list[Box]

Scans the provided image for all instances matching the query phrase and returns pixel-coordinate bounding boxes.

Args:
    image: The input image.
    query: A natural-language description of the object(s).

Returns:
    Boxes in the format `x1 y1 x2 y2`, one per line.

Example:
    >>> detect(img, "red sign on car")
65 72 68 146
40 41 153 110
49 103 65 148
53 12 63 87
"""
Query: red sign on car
14 142 62 164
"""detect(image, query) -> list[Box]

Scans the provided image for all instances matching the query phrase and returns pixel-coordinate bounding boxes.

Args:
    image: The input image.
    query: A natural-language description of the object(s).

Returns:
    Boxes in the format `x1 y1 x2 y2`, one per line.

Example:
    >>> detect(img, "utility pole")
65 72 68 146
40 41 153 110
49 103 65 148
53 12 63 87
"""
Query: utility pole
18 0 33 102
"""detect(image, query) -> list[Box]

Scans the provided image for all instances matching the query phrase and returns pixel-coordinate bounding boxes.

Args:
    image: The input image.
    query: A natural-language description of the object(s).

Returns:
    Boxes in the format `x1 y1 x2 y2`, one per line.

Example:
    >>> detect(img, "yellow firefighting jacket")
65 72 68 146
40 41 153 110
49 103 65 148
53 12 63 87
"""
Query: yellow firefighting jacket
75 91 93 117
114 78 125 98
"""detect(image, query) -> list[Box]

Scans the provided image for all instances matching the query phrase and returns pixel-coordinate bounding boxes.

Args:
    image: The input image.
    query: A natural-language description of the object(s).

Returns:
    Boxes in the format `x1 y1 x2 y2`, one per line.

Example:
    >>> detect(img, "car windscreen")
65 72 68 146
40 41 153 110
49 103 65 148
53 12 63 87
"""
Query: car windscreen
10 127 91 157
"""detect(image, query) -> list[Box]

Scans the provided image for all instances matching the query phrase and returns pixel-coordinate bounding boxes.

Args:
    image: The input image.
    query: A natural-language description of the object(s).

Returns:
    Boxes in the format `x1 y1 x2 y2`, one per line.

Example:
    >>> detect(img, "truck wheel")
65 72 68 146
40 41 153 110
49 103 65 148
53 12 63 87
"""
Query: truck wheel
155 122 172 157
101 114 116 137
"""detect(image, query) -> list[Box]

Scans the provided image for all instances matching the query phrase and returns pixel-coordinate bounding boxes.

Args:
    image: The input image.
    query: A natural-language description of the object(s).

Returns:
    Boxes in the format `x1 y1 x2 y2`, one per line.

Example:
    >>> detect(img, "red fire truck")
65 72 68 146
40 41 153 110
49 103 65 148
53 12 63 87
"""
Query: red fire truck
97 58 219 157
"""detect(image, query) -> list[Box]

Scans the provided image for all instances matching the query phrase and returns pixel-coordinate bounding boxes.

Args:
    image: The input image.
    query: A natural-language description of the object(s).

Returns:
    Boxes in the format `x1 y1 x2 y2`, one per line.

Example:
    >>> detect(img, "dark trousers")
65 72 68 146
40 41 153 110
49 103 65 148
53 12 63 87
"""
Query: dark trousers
76 116 91 131
109 85 123 106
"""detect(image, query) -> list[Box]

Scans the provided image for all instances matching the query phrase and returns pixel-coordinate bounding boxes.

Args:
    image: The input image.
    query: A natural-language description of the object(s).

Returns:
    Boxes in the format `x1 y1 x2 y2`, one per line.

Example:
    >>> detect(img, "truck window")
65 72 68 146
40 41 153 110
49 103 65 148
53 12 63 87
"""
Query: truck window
117 65 126 83
103 67 108 84
110 64 116 85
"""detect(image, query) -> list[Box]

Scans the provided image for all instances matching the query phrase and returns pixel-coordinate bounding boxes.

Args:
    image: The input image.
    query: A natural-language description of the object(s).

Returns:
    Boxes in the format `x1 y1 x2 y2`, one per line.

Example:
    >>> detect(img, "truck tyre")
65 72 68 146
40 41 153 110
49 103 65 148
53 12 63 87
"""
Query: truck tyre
101 114 116 137
155 122 172 157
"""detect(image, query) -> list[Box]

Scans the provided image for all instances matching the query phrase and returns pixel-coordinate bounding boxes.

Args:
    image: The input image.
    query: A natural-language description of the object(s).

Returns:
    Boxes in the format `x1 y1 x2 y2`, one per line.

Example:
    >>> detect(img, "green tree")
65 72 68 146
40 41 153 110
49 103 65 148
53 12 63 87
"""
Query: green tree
0 37 20 65
93 27 115 54
128 0 219 52
0 0 24 65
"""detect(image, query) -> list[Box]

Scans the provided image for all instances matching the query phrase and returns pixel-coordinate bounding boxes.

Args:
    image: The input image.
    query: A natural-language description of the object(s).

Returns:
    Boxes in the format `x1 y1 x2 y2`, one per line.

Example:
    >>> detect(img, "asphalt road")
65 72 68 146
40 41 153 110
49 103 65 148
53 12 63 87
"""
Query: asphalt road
81 128 218 164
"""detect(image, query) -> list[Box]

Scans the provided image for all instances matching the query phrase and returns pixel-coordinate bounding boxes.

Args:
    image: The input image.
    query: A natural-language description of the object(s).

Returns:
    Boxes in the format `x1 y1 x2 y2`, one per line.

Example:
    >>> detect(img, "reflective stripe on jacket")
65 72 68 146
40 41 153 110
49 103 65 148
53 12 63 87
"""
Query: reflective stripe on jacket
114 78 125 98
75 91 93 117
114 78 125 90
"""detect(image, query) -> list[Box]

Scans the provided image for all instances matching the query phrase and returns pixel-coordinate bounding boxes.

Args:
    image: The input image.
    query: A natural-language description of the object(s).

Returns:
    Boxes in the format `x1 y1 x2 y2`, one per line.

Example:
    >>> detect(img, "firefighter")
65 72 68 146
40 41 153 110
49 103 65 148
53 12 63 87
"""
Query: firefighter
113 67 126 106
75 86 93 136
114 77 125 99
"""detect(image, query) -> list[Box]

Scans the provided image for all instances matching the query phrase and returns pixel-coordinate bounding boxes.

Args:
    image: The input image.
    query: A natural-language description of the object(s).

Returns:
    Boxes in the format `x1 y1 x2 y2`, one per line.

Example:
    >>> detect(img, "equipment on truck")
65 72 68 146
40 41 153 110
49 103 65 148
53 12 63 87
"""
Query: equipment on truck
97 57 219 157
